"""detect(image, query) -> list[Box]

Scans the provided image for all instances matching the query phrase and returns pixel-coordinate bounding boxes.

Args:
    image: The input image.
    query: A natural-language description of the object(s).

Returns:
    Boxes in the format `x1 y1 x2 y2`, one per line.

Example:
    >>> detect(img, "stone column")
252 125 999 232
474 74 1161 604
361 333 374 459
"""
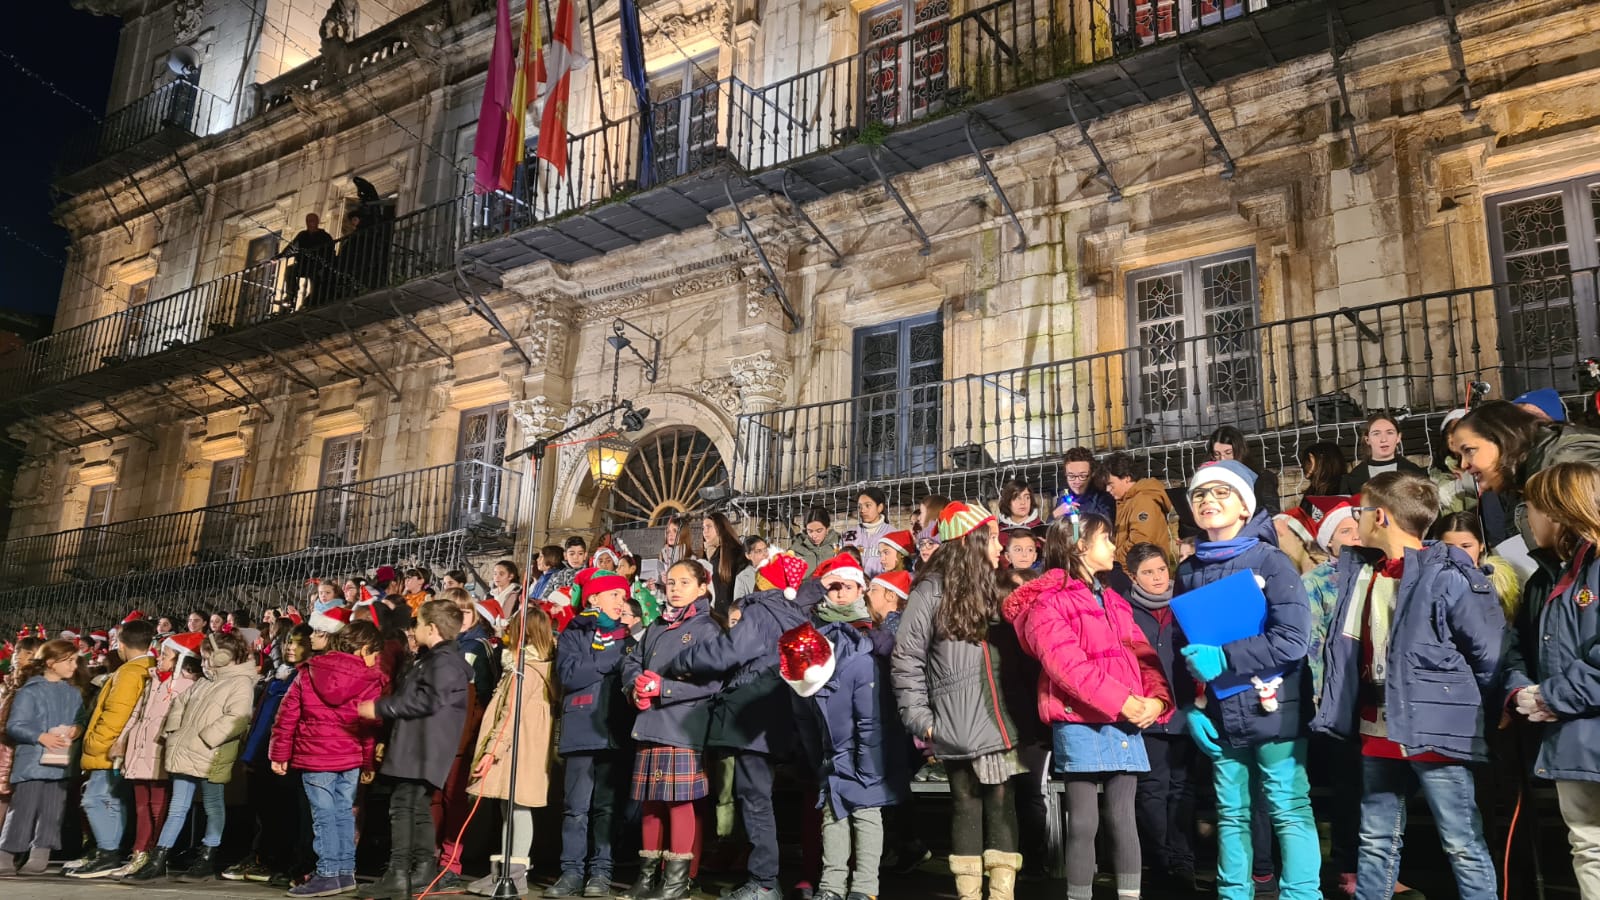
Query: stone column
728 349 792 494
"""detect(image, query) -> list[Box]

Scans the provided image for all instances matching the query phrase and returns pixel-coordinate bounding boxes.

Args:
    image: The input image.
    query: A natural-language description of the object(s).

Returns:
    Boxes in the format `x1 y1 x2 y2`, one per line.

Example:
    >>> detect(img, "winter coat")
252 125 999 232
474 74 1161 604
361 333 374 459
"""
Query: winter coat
163 660 259 783
241 665 296 767
468 650 555 807
5 676 83 783
621 597 724 750
1504 542 1600 781
1130 600 1194 736
1052 488 1116 524
556 613 632 754
1003 569 1172 727
662 584 815 753
791 531 842 574
375 639 472 789
1176 511 1311 749
81 655 155 772
1114 479 1173 566
116 673 196 781
458 622 500 706
891 572 1023 760
1309 543 1504 761
842 520 895 577
0 678 21 790
1499 425 1600 536
794 622 906 819
709 546 749 614
270 652 387 772
1339 456 1428 497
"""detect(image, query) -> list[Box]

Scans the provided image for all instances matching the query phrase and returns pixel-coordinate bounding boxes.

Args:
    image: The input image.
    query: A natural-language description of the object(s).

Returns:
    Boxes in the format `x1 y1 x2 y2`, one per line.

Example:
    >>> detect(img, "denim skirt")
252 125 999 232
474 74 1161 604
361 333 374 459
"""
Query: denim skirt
1051 722 1150 774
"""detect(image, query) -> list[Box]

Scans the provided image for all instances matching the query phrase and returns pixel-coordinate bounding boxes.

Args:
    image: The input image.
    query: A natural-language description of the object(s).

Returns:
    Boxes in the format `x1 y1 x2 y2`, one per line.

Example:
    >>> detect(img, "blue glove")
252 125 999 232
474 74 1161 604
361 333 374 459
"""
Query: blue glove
1184 706 1222 758
1182 643 1227 682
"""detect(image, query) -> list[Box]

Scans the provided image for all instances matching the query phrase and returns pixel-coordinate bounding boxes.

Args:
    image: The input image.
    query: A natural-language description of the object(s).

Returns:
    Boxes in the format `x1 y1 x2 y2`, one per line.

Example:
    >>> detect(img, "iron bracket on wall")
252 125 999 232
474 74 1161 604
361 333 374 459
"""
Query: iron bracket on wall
18 401 85 450
56 403 125 447
1175 50 1237 180
964 115 1029 254
1326 8 1369 174
170 151 208 216
780 170 842 268
88 395 160 445
338 305 403 401
724 180 802 332
99 186 135 244
1064 84 1122 202
1341 309 1382 344
295 320 368 383
1440 0 1476 119
118 165 163 229
212 363 276 422
867 146 933 256
454 256 533 367
235 339 321 397
386 292 454 365
142 383 208 421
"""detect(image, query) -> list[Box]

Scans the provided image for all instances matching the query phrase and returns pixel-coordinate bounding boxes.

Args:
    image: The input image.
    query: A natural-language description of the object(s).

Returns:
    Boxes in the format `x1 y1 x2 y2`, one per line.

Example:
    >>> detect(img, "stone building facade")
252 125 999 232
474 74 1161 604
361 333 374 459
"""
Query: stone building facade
4 0 1599 616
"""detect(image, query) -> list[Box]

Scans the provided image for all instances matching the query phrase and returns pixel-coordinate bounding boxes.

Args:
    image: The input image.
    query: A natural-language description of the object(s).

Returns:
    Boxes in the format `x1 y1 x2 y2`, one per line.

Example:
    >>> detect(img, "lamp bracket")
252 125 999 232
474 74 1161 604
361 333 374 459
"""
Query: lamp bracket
610 318 661 383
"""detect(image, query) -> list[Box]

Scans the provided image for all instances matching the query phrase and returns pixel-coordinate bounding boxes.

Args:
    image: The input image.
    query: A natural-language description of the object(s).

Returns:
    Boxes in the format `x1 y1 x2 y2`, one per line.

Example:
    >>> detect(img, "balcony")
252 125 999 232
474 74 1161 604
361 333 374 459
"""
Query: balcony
57 81 230 191
0 460 523 620
729 270 1600 517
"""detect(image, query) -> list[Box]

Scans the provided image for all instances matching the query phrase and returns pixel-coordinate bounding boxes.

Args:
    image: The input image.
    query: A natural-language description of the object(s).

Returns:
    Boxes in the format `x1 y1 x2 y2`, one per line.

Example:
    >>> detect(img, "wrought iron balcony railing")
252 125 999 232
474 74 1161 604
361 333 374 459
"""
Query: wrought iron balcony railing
731 270 1600 506
59 80 228 175
0 459 522 589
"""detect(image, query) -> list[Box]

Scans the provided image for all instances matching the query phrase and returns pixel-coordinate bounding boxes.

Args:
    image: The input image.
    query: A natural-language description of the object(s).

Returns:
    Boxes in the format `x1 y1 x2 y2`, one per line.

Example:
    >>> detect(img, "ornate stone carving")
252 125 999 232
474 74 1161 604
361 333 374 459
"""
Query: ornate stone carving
643 3 731 60
692 376 742 418
524 296 577 372
669 267 741 298
9 457 57 509
729 350 790 407
509 396 565 441
173 0 205 42
321 0 359 44
738 262 776 319
578 292 650 322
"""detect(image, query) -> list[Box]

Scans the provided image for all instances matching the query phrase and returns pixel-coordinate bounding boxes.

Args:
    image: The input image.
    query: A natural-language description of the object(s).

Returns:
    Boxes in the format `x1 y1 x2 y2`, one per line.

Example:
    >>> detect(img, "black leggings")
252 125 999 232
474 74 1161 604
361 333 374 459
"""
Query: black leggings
947 760 1018 857
1064 773 1140 890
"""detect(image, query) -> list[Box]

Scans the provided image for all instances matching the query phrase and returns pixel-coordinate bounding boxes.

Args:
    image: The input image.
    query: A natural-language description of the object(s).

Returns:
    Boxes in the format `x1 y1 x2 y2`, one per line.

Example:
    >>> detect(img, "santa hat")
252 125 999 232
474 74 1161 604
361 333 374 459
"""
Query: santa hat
870 570 912 601
60 628 81 642
938 501 995 543
814 554 866 588
877 530 915 558
591 547 622 571
90 630 109 644
1440 408 1468 432
474 597 507 630
755 552 810 600
583 570 632 602
311 601 351 634
162 631 205 659
14 628 28 643
284 608 305 626
373 565 399 587
1302 496 1357 551
1274 509 1316 549
571 567 599 606
121 610 146 626
33 625 45 640
1189 460 1259 520
778 622 837 699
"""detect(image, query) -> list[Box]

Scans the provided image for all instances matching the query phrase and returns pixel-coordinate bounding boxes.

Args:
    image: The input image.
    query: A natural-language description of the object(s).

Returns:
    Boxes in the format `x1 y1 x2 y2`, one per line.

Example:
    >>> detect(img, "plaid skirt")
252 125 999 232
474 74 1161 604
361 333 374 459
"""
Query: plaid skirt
631 744 708 803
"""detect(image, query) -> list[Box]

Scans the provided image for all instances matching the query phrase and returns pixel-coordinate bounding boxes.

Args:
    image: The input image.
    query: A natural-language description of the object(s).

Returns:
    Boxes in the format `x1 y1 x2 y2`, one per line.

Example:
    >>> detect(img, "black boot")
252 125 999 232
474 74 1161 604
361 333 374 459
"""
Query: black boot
408 858 439 896
174 846 217 882
124 848 170 883
621 852 661 900
642 854 692 900
363 866 409 900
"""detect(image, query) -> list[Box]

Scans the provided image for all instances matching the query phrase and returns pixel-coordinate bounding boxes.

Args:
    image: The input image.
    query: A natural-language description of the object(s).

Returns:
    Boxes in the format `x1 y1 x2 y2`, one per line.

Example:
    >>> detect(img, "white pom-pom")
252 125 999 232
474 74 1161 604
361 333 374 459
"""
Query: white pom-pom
785 588 797 600
1255 575 1266 589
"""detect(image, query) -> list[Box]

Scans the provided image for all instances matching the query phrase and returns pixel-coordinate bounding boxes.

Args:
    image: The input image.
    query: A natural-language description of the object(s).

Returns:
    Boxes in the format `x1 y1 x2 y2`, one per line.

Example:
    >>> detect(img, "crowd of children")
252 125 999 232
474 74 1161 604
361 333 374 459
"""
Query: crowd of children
0 398 1598 900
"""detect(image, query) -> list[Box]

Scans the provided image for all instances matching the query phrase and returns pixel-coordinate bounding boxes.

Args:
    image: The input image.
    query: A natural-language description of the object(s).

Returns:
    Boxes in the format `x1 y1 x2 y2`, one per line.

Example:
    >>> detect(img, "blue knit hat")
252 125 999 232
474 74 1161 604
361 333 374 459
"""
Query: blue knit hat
1513 387 1566 422
1189 459 1259 519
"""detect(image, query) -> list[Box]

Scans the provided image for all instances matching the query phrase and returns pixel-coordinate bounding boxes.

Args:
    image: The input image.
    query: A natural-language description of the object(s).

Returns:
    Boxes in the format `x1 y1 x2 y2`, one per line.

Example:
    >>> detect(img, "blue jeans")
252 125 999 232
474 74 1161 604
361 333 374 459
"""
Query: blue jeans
1212 738 1319 900
157 775 225 849
303 769 360 877
81 769 125 851
1357 757 1497 900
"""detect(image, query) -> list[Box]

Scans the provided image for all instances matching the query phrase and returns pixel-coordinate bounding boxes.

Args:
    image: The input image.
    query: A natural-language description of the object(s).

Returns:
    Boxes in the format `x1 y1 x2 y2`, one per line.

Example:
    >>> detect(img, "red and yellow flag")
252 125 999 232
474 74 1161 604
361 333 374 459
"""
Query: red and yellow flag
497 0 541 191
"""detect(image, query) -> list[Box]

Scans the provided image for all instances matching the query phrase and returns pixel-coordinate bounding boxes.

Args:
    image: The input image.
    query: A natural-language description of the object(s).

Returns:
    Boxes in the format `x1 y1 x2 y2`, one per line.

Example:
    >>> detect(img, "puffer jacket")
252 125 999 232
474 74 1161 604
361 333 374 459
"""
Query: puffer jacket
621 597 724 750
240 665 296 768
556 613 632 754
1504 541 1600 782
81 655 155 771
468 650 555 808
1309 543 1503 761
662 583 816 753
1176 511 1311 749
162 660 259 783
794 622 907 819
1114 478 1173 565
891 572 1023 760
270 652 387 773
791 530 842 574
116 673 196 781
1004 569 1171 725
5 675 84 783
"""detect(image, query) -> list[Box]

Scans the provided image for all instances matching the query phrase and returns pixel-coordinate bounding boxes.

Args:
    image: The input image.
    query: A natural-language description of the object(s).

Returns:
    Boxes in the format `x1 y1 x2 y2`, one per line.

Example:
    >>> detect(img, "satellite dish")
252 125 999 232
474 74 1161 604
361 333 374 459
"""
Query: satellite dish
167 46 201 77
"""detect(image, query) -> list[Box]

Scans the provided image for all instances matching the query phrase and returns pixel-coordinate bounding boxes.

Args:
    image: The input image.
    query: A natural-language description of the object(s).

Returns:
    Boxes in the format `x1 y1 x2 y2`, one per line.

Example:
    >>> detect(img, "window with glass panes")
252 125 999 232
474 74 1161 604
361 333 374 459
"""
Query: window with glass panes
199 458 245 555
852 313 943 479
649 57 720 183
861 0 950 127
313 434 363 542
456 403 510 525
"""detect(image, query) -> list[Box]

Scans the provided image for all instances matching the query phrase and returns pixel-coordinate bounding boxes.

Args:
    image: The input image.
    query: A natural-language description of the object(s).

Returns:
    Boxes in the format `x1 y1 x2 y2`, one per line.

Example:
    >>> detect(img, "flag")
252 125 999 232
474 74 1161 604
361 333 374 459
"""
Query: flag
497 0 541 192
471 0 516 194
536 0 586 175
618 0 654 188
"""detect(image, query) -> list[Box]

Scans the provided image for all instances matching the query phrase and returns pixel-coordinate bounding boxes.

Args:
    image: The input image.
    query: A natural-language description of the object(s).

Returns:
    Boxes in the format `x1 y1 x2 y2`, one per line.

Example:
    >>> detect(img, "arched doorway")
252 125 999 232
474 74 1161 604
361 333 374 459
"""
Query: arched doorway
605 428 728 529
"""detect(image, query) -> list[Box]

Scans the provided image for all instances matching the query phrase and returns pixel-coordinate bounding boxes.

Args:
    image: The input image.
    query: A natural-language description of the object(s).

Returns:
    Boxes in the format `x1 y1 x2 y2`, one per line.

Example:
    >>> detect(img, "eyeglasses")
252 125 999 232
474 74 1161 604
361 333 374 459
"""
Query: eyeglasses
1064 473 1091 483
1188 485 1237 504
1350 506 1384 519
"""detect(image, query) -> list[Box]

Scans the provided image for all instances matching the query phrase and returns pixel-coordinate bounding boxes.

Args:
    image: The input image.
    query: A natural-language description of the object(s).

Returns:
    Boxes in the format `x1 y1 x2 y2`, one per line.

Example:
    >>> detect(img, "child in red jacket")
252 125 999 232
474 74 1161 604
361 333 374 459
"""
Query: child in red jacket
270 619 388 897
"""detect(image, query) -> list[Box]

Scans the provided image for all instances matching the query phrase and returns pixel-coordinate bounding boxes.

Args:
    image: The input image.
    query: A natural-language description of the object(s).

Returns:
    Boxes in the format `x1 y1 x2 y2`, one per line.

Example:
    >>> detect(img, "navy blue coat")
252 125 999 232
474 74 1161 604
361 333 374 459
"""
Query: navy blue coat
1054 488 1115 524
1130 603 1194 737
557 612 632 754
661 584 813 753
1176 511 1311 748
1504 543 1600 781
621 597 724 750
1309 543 1504 761
241 667 297 766
794 622 907 818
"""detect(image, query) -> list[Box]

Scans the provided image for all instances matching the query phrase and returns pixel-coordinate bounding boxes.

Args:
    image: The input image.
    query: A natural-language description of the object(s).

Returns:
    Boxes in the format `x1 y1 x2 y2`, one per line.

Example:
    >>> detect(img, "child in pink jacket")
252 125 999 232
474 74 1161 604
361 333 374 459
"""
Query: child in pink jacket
1002 514 1171 900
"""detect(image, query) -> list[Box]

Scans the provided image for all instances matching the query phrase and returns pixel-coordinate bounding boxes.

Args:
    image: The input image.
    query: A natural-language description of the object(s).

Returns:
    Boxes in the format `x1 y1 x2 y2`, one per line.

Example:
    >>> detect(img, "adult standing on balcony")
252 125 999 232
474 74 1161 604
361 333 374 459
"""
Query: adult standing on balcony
842 488 895 577
1338 413 1426 497
280 214 337 311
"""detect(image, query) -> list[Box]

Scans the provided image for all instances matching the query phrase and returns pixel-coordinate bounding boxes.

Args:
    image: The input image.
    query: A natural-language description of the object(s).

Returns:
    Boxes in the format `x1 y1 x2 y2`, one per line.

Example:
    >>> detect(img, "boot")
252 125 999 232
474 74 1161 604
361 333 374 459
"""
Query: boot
125 847 170 882
949 855 984 900
19 848 51 876
546 871 587 897
362 865 409 899
408 857 439 896
173 845 217 882
467 856 528 896
0 852 15 877
642 853 693 900
981 850 1022 900
621 851 661 900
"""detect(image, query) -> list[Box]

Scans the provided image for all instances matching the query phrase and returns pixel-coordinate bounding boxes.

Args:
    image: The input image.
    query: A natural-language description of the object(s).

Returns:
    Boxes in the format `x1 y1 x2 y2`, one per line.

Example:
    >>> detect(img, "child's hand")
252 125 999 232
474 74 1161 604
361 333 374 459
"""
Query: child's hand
38 732 69 750
360 771 374 785
1124 696 1163 729
634 693 652 711
1182 644 1227 682
271 761 289 776
357 700 378 720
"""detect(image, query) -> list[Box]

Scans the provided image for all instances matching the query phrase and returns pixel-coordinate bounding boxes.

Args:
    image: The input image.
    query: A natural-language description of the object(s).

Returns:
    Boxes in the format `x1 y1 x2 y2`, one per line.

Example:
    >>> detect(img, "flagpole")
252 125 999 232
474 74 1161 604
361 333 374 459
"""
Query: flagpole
582 0 616 191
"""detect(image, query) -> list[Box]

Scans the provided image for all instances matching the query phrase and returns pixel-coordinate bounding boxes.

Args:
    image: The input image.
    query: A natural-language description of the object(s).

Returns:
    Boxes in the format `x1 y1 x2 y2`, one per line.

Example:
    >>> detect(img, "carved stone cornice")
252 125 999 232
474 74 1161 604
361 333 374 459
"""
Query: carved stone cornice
643 1 732 59
509 396 565 441
729 349 790 408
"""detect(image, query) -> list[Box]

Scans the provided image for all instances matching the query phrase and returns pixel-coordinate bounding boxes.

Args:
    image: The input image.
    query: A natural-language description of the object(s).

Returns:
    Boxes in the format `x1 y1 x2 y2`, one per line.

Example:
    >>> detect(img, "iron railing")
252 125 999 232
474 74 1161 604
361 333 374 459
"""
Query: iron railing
0 460 521 588
732 270 1600 501
60 80 228 173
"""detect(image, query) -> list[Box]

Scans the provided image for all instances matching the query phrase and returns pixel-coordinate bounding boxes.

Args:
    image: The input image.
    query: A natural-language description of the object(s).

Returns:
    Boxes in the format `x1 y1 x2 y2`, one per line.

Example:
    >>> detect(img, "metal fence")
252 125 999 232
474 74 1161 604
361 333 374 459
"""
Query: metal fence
60 80 228 173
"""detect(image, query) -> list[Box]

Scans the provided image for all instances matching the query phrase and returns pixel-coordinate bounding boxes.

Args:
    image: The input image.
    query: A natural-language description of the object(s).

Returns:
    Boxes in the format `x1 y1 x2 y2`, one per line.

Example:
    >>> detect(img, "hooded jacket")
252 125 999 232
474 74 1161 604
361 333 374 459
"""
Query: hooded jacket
794 622 907 819
621 597 724 750
81 655 155 771
1003 568 1172 726
791 530 842 574
270 651 388 773
241 664 297 767
116 672 196 781
1114 478 1173 565
5 675 84 783
162 659 259 783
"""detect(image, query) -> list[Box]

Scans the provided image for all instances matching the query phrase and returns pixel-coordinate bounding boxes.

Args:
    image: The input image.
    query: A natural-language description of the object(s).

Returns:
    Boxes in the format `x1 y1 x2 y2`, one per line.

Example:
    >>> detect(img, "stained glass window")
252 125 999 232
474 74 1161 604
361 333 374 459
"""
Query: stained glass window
853 313 943 479
649 56 720 183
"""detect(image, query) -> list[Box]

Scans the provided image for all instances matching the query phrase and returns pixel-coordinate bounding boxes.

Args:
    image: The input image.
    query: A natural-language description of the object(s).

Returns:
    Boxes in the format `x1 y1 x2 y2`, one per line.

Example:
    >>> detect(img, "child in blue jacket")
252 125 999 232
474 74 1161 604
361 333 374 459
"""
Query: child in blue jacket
0 639 84 876
1309 472 1503 900
1176 461 1318 900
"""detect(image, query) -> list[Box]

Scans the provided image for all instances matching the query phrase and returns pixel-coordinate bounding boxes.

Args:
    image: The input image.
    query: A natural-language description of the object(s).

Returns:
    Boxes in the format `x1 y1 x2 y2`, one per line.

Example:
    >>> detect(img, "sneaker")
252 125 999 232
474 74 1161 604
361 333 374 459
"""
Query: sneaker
223 861 252 881
269 872 295 889
109 851 148 880
60 855 93 876
722 882 778 900
339 874 358 894
244 863 277 883
432 870 464 892
68 851 126 879
289 874 348 897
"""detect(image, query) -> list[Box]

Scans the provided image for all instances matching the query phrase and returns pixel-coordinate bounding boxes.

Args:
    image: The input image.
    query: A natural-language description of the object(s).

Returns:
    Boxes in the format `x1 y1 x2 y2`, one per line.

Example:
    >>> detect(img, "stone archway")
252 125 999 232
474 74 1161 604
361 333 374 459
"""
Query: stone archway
604 427 727 529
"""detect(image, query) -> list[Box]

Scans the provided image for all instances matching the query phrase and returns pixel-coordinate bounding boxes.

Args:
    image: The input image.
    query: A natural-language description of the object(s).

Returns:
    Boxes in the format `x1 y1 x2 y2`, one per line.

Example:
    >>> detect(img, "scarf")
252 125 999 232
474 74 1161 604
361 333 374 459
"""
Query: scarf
817 598 870 624
659 598 697 624
1128 583 1173 611
580 608 628 650
1195 535 1260 562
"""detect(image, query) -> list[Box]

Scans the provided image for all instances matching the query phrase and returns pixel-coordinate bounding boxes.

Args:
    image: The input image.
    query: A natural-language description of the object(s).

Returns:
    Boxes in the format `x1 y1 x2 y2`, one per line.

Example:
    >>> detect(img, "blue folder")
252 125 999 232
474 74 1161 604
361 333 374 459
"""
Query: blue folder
1171 569 1283 701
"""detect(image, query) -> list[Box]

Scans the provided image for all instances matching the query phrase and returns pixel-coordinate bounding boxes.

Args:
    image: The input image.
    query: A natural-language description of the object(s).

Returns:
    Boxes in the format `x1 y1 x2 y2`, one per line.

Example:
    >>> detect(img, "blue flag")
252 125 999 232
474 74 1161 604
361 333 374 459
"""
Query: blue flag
618 0 654 188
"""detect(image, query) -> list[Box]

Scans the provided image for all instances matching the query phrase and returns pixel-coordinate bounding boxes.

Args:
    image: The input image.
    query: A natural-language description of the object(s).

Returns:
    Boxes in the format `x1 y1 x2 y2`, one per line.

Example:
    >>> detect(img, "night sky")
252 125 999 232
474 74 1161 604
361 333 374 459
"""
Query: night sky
0 5 122 320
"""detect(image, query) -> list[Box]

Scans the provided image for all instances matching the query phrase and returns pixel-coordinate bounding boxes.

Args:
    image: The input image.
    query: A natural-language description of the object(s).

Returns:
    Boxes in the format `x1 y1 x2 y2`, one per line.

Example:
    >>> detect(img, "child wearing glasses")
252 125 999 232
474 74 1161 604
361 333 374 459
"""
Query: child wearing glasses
1175 460 1319 900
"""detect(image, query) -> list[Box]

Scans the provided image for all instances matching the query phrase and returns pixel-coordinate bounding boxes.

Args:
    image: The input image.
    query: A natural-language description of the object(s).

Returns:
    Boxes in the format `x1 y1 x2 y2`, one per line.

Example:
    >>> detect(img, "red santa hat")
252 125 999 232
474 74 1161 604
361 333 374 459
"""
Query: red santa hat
755 552 810 600
90 630 109 644
33 624 45 640
311 603 351 634
1302 495 1357 551
876 530 915 558
870 570 912 601
778 622 836 699
1274 509 1317 549
474 597 507 630
284 608 305 626
814 554 866 589
60 627 81 642
121 610 146 626
162 631 205 659
14 628 28 643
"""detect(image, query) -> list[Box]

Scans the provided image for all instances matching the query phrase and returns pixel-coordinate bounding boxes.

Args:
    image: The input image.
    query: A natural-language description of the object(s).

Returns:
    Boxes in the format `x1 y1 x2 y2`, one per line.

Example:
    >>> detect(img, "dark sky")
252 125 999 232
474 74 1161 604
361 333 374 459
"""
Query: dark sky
0 5 121 320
